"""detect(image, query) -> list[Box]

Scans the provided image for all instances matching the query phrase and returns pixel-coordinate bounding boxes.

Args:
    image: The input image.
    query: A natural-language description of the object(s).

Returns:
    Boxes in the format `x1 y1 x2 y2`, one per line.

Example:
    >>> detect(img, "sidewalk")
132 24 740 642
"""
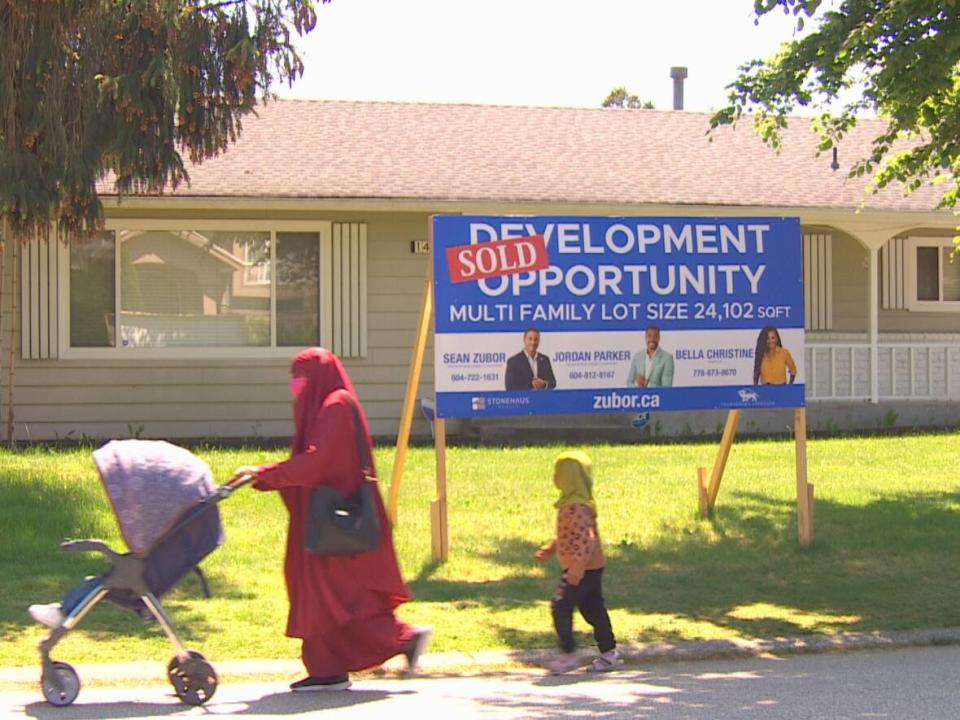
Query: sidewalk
5 626 960 689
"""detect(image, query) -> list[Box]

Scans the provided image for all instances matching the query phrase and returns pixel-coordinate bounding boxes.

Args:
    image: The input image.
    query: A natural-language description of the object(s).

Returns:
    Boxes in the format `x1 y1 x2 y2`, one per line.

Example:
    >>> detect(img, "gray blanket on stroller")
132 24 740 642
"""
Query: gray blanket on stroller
93 439 218 554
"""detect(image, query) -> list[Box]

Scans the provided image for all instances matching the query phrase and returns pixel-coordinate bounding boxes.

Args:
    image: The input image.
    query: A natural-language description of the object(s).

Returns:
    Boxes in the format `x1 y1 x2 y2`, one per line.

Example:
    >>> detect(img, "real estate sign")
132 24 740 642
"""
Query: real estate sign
432 215 804 418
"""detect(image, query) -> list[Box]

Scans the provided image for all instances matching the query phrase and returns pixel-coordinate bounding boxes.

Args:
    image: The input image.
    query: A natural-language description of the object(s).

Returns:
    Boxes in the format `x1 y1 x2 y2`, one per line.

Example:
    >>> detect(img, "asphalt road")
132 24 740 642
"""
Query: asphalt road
3 644 959 719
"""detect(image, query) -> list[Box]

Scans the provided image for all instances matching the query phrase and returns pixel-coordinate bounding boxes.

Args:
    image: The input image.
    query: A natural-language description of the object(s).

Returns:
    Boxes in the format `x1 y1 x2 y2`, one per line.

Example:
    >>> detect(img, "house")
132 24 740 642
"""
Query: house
1 99 958 443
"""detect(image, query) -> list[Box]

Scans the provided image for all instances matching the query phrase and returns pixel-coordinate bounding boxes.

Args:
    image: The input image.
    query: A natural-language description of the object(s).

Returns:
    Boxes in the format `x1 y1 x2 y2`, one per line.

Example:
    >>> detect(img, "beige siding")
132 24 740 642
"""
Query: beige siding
805 227 960 335
362 214 436 435
0 241 12 441
880 308 960 333
829 231 869 332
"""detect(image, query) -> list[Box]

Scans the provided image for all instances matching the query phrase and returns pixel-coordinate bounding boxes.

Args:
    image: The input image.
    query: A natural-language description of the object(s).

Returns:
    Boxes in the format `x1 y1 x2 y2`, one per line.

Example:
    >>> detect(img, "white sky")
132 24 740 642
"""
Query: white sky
275 0 809 112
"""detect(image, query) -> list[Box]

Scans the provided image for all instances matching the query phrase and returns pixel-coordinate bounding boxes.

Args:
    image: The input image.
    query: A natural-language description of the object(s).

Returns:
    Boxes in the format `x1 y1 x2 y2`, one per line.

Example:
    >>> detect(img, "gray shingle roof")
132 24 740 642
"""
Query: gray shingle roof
118 99 948 212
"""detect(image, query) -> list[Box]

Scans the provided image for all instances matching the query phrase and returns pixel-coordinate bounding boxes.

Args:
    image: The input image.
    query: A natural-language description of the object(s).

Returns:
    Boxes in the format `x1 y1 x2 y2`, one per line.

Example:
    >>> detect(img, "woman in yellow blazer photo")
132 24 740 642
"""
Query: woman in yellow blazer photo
752 326 797 385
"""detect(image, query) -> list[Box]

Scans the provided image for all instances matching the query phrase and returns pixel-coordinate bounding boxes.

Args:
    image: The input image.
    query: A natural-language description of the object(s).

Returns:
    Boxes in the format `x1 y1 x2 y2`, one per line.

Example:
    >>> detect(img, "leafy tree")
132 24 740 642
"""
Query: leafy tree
0 0 322 241
0 0 321 446
602 86 655 110
711 0 960 213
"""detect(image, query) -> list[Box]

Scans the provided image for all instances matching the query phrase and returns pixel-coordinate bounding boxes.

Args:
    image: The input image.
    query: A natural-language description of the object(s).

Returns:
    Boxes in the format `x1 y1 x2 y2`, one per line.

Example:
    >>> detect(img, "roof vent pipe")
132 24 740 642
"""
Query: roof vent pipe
670 66 688 111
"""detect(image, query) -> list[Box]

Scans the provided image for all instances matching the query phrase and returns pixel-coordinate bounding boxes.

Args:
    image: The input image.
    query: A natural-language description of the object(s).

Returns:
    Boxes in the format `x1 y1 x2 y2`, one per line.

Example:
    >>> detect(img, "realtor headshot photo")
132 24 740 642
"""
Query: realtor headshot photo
752 325 798 384
504 327 557 390
625 325 675 388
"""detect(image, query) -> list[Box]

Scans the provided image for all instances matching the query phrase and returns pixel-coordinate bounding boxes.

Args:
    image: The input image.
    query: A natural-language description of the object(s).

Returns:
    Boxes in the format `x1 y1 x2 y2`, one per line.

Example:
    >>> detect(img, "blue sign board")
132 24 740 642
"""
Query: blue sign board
433 215 805 418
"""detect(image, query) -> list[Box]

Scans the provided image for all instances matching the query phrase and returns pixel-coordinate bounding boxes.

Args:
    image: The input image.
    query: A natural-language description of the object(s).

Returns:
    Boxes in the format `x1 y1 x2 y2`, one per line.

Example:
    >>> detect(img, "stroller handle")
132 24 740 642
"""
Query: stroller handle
224 472 257 491
61 539 122 562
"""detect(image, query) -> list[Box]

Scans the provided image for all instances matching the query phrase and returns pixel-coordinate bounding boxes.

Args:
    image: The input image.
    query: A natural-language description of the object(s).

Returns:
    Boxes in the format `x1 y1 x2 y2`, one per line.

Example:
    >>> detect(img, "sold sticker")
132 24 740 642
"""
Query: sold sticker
446 234 550 283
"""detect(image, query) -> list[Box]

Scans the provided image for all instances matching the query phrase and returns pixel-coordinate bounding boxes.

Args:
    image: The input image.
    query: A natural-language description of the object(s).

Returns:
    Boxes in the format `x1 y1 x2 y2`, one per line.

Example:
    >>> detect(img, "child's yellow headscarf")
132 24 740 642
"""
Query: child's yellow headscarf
553 451 596 513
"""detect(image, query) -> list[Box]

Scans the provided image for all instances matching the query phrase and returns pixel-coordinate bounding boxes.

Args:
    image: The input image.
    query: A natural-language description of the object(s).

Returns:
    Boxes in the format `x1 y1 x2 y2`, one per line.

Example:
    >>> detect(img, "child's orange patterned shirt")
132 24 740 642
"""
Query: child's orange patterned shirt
556 503 605 578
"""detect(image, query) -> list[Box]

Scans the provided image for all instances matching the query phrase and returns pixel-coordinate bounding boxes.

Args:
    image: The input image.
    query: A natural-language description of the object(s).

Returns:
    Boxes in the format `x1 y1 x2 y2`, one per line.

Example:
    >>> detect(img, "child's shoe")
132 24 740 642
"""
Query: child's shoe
587 648 624 672
547 651 585 675
28 603 65 628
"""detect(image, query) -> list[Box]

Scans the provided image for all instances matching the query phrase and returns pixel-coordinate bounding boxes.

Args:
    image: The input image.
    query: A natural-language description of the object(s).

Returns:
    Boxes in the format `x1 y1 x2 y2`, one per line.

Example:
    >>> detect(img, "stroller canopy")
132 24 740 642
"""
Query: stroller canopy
93 440 219 554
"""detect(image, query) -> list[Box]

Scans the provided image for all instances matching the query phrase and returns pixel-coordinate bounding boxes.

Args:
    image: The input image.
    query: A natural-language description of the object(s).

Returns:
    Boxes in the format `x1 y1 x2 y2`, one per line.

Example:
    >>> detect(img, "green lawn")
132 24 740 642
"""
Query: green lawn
2 432 959 668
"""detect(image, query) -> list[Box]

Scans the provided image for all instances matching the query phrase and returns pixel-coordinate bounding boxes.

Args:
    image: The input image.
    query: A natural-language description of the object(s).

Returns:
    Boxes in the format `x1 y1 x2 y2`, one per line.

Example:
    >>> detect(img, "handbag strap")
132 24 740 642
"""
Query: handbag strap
348 401 375 479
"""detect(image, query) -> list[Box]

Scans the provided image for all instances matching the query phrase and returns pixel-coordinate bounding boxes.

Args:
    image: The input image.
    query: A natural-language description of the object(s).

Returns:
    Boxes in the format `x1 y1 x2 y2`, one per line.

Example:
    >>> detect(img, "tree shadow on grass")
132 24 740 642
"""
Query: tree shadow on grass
613 487 960 640
0 469 245 645
0 469 106 635
409 487 960 650
410 537 550 606
2 575 241 653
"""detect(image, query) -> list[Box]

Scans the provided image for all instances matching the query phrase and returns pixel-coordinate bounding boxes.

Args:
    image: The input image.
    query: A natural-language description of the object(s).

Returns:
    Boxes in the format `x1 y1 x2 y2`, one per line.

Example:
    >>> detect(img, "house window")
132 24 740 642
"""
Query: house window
70 231 116 347
906 237 960 311
64 224 328 354
276 232 320 347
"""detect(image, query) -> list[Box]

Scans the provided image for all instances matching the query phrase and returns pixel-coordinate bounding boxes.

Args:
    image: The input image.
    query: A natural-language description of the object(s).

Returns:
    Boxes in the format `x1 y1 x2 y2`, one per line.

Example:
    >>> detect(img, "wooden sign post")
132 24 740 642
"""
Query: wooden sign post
387 265 433 527
388 225 450 561
697 407 814 547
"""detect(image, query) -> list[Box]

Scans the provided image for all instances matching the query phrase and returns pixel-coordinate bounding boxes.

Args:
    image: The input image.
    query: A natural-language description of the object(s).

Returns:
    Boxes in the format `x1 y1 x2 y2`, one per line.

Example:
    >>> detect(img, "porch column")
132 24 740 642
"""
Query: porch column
868 246 879 403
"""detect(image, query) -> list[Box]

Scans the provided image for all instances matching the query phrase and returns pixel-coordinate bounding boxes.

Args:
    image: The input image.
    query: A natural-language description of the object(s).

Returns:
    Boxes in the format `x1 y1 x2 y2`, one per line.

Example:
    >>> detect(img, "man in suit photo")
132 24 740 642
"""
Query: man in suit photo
626 325 674 388
504 327 557 390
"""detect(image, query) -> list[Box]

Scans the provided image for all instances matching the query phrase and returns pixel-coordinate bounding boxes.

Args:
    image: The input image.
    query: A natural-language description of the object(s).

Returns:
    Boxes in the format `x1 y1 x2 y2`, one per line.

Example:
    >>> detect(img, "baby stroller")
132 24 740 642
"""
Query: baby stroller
35 439 252 707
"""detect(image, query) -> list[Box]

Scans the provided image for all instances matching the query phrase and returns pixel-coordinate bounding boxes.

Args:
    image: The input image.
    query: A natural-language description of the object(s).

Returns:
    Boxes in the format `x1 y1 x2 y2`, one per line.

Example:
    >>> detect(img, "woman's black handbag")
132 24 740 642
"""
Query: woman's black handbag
303 403 382 556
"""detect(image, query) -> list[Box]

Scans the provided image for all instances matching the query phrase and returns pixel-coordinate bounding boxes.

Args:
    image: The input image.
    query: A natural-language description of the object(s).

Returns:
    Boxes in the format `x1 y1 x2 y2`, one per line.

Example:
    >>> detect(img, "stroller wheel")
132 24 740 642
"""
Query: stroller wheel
41 661 80 706
167 650 217 705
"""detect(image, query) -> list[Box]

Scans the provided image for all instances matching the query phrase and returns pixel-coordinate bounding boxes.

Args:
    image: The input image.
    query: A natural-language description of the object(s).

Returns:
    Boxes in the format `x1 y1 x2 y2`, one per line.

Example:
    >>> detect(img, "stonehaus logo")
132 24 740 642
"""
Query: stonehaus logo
472 396 531 412
494 396 529 406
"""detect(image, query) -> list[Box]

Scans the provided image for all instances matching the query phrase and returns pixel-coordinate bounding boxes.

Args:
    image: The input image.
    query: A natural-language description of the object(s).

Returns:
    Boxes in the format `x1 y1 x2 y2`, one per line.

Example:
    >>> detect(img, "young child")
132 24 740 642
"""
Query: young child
535 450 622 674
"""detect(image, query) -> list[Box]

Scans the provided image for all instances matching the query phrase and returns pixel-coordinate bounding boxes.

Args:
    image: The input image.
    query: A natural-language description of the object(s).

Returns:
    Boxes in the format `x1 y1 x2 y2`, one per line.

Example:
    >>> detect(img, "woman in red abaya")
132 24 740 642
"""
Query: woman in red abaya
233 348 431 691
